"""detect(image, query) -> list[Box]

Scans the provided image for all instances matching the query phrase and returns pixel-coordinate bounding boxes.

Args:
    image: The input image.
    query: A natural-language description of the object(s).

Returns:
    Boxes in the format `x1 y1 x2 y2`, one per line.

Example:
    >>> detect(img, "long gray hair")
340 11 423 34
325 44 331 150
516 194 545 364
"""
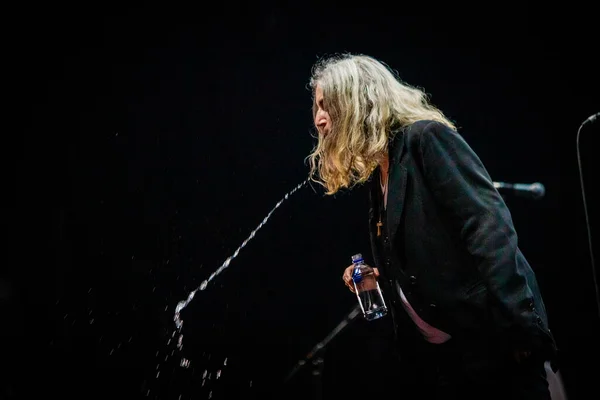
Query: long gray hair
307 53 456 194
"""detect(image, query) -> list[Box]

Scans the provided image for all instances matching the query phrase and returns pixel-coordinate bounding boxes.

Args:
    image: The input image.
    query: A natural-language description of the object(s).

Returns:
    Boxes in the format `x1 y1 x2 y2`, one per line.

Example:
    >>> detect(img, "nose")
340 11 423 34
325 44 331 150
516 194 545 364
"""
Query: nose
315 109 328 130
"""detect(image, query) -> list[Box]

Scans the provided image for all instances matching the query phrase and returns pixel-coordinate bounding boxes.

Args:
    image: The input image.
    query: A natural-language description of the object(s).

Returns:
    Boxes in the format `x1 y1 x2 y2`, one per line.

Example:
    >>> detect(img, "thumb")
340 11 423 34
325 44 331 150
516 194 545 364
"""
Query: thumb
373 267 380 277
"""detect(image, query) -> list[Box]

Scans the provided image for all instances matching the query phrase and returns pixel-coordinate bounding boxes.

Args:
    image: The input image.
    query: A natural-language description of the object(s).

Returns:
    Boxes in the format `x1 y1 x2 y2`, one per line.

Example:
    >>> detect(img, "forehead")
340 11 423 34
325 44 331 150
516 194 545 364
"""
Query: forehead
314 84 323 99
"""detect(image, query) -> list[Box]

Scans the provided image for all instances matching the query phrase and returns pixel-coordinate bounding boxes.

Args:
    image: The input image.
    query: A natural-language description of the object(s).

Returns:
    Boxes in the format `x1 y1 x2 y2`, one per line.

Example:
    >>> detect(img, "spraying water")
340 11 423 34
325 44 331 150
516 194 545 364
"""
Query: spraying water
172 178 310 353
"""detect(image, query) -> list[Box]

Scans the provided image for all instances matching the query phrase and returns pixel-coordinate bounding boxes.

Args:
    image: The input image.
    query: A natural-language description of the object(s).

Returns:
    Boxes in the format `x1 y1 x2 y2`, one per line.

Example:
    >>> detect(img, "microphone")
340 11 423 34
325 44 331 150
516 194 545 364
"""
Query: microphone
583 112 600 125
493 181 546 200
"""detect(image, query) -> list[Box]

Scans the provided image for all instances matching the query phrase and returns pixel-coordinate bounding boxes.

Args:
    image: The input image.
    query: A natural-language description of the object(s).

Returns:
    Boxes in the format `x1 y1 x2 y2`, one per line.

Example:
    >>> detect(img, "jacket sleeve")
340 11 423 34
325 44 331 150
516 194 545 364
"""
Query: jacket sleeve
417 121 539 332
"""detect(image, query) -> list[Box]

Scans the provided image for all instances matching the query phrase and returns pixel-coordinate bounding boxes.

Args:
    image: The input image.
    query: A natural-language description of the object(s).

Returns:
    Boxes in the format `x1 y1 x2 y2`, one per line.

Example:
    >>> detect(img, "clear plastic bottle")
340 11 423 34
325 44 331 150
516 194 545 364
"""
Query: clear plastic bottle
351 253 388 321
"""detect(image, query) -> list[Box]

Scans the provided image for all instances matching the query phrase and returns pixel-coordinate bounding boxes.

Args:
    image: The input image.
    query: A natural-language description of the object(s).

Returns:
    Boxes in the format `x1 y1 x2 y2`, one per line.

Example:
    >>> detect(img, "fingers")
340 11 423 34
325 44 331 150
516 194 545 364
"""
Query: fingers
342 265 379 294
343 265 355 293
343 265 353 284
343 278 355 293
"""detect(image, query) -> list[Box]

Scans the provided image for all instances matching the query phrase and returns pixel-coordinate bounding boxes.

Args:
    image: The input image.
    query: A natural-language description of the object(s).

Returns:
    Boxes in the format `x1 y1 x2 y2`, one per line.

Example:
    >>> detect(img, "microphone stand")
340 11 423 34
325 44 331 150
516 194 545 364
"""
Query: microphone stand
283 304 362 398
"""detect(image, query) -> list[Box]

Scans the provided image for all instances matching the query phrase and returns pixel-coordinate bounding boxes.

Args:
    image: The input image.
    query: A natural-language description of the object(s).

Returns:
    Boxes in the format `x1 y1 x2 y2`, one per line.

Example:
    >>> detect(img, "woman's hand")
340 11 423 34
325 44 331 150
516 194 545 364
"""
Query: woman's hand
342 265 379 293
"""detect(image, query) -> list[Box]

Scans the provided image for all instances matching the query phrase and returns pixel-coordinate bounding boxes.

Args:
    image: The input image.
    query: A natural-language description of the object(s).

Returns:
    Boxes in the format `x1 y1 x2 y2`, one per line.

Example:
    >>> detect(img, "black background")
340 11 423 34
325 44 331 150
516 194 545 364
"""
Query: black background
2 2 599 399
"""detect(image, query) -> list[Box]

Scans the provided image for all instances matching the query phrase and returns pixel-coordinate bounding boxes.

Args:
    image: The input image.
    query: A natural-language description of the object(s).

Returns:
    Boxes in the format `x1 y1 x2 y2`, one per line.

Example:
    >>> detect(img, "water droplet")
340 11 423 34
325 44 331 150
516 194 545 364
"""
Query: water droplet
216 370 221 379
156 371 160 378
89 319 94 324
200 280 208 290
223 357 227 366
202 370 208 379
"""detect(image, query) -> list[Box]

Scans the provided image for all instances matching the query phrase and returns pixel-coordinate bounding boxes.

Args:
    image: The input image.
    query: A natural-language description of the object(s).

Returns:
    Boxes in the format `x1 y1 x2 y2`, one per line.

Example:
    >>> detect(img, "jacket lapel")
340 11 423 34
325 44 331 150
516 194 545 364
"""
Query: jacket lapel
385 129 407 241
368 181 381 264
367 128 408 253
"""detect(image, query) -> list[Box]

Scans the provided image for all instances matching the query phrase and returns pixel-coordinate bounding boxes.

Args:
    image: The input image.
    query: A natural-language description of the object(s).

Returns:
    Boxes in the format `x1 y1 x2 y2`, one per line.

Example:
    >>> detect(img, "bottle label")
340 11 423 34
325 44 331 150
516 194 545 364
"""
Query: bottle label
352 266 363 284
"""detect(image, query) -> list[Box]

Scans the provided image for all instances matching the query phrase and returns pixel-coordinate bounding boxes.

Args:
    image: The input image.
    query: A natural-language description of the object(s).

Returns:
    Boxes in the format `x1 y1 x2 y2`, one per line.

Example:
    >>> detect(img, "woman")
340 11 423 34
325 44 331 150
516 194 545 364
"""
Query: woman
307 53 558 399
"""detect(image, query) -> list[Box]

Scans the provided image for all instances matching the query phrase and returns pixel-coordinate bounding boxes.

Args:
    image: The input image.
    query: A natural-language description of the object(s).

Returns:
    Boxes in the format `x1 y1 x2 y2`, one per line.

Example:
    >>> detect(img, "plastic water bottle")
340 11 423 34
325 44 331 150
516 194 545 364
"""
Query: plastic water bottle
351 253 387 321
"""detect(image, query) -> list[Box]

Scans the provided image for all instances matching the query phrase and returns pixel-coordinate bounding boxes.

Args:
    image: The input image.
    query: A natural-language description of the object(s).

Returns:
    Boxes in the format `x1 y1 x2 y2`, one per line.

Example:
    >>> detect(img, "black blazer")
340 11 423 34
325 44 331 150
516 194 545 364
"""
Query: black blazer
368 120 557 360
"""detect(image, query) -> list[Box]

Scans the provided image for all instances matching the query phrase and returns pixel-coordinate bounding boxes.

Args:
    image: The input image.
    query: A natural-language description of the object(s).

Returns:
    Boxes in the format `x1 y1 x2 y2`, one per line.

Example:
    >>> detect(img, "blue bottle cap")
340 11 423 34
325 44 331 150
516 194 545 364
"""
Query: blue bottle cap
351 253 363 263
